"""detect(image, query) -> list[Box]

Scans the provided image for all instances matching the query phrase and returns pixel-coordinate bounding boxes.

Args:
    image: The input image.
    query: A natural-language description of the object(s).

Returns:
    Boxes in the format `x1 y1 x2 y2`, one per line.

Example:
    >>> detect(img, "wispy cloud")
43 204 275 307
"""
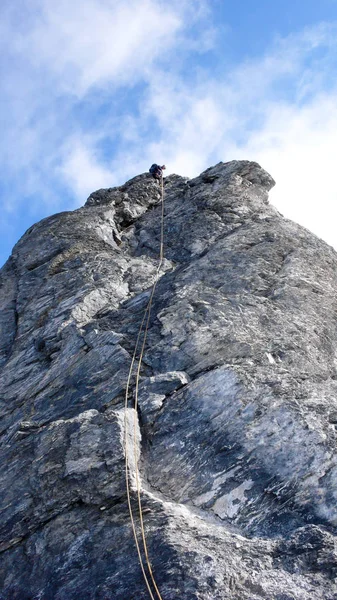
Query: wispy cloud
10 0 185 94
59 138 114 199
0 0 212 200
237 93 337 248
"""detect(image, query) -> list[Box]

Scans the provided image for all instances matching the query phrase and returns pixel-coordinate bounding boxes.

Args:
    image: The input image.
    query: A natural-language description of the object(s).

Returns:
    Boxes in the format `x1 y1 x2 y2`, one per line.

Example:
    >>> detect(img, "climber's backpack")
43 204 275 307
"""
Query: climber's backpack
149 164 158 174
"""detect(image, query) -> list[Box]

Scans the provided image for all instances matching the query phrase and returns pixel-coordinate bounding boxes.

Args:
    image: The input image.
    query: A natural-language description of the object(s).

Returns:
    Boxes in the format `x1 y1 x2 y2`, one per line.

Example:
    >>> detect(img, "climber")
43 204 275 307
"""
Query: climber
149 164 166 180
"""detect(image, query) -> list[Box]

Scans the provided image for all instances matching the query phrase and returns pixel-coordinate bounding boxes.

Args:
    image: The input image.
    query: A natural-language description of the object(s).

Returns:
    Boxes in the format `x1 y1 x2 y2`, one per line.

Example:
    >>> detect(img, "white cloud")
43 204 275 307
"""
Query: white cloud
60 139 114 201
4 0 206 95
235 94 337 249
22 2 181 93
0 0 210 210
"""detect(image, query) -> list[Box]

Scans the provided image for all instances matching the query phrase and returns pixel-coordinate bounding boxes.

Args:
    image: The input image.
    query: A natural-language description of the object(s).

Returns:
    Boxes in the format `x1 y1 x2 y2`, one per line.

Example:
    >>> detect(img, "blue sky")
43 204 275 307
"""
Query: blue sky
1 0 337 266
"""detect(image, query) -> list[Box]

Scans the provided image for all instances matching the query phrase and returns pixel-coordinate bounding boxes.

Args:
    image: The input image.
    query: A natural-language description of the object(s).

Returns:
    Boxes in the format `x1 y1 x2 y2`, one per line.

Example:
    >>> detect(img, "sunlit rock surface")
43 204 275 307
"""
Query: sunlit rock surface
1 161 337 599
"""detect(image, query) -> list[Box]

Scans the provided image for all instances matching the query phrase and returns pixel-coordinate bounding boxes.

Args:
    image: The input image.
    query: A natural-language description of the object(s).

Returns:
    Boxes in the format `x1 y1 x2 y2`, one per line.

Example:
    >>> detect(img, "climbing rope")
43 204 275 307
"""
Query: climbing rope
124 175 165 600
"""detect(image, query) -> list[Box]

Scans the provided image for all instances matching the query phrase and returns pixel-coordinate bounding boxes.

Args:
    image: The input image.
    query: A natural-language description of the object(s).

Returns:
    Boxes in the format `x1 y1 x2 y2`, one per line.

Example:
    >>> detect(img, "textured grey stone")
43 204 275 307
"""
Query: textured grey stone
0 160 337 599
137 371 190 424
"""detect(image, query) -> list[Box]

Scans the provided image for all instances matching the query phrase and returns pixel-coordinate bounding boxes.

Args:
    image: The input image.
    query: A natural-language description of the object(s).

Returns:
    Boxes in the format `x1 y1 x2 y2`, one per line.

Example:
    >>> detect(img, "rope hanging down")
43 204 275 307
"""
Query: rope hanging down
124 175 165 600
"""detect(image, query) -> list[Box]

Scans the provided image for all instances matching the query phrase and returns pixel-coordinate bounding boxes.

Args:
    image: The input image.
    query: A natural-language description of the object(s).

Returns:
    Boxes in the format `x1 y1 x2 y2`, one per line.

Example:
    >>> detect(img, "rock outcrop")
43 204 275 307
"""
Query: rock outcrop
1 160 337 599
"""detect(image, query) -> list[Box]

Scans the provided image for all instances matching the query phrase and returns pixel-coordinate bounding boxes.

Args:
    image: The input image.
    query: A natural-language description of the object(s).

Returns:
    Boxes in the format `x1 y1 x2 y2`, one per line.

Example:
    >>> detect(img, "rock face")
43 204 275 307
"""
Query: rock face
1 160 337 599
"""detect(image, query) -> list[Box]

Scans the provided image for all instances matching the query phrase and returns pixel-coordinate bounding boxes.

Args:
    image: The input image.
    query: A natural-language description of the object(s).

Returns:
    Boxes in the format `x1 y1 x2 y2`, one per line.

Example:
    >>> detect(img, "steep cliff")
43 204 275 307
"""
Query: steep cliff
1 161 337 599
